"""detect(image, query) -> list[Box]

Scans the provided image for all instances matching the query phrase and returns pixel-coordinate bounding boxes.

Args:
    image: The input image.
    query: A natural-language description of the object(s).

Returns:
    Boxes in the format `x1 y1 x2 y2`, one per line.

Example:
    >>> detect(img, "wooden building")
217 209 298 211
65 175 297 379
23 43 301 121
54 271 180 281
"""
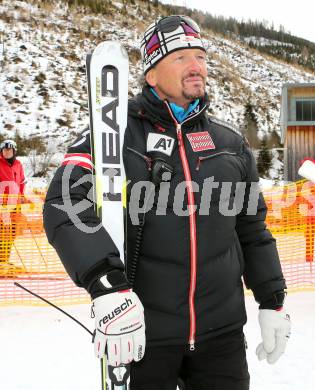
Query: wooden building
281 83 315 181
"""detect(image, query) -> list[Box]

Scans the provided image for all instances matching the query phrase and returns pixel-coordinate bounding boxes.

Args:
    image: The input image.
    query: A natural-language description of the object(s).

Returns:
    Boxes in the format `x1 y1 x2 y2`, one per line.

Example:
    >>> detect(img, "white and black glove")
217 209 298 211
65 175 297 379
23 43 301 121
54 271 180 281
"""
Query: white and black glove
89 269 145 366
256 308 291 364
298 158 315 183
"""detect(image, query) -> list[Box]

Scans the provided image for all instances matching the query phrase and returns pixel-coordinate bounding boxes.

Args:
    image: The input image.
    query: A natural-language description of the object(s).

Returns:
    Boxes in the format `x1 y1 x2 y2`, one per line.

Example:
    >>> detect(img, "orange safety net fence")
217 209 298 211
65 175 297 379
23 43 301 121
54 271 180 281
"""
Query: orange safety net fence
264 180 315 292
0 181 315 306
0 193 88 306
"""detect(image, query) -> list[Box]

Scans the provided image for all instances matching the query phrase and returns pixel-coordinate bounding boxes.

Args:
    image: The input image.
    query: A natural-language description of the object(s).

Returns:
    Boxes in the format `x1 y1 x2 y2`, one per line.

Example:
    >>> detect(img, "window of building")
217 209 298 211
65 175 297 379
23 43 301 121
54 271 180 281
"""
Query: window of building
296 99 315 121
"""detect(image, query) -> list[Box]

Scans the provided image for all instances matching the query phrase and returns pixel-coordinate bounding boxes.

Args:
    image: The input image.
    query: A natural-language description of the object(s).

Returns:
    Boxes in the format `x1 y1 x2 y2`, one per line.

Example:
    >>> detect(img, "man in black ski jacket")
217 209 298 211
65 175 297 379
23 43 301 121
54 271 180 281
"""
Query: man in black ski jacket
44 15 291 390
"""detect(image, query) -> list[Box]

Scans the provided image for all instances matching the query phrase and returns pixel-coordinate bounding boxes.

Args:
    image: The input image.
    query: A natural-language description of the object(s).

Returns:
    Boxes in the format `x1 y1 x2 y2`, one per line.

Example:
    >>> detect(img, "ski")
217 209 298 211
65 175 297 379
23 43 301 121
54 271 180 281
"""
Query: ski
86 41 129 390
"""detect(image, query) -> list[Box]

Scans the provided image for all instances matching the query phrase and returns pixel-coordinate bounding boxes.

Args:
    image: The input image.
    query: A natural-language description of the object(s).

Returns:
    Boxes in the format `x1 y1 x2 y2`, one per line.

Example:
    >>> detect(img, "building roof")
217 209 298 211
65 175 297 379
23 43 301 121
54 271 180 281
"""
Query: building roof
282 83 315 89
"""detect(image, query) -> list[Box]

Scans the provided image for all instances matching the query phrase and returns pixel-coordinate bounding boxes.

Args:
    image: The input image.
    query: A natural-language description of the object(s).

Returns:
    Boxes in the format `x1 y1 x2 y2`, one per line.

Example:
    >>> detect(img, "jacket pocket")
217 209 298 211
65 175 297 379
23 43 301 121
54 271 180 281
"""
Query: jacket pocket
195 149 246 206
126 147 152 170
196 151 238 171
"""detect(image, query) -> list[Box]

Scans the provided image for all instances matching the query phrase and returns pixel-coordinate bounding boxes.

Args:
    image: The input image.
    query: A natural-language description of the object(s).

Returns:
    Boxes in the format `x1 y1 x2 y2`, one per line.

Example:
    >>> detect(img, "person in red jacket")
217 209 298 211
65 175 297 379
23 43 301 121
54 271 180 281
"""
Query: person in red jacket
0 139 26 273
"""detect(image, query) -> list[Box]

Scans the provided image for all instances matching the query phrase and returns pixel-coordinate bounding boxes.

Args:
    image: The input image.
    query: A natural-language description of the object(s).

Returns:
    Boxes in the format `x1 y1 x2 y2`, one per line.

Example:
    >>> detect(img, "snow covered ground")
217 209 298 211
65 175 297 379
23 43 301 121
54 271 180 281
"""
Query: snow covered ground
0 292 314 390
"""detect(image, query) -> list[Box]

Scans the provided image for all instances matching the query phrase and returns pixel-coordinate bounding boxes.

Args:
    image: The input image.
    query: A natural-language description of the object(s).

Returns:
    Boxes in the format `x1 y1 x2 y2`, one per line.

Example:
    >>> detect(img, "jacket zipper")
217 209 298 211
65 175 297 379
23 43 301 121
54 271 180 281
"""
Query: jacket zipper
196 151 237 170
164 102 207 351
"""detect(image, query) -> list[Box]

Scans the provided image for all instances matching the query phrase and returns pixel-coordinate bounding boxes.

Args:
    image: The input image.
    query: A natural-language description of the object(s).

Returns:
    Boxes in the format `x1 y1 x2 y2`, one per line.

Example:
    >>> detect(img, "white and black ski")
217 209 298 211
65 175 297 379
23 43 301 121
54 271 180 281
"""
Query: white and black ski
86 41 129 390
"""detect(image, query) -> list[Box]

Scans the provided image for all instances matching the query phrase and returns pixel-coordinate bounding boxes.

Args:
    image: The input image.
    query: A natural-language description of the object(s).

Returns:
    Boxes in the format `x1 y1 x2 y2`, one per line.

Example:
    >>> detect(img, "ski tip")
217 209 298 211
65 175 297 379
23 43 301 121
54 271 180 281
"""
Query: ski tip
93 40 128 59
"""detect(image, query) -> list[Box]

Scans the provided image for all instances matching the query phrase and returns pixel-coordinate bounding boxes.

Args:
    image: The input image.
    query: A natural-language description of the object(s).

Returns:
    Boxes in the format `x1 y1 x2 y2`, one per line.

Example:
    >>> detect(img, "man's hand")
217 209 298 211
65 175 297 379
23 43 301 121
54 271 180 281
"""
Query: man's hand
92 289 145 366
256 308 291 364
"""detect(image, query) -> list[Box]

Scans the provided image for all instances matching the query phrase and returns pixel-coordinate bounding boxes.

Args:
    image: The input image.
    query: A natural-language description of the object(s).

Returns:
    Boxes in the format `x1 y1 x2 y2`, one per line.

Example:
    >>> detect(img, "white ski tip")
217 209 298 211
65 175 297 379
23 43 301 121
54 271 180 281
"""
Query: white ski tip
93 41 128 59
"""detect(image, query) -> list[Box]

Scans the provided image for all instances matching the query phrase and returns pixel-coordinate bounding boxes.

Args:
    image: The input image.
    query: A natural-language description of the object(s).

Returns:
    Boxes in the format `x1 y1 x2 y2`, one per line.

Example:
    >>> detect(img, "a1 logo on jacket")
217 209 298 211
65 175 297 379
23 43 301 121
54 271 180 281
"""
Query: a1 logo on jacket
147 133 175 156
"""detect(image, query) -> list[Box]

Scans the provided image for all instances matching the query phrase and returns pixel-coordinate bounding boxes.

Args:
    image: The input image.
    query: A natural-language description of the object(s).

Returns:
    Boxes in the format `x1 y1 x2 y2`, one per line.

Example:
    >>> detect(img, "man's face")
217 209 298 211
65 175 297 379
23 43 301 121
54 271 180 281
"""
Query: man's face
2 148 14 159
146 48 207 108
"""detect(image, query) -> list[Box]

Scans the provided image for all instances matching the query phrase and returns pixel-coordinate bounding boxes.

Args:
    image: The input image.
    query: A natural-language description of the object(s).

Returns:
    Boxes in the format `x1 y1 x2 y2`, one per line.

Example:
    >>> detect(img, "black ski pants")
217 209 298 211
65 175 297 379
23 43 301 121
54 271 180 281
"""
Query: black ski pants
130 328 250 390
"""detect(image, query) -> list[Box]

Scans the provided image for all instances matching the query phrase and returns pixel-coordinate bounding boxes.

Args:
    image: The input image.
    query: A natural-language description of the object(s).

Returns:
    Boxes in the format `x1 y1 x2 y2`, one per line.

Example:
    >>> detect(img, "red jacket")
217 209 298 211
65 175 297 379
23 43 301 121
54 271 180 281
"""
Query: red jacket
0 155 25 201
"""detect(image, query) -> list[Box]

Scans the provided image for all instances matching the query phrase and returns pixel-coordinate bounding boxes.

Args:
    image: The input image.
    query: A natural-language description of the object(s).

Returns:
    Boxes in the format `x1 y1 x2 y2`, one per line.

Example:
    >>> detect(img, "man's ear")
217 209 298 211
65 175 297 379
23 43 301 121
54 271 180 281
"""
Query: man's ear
145 68 157 87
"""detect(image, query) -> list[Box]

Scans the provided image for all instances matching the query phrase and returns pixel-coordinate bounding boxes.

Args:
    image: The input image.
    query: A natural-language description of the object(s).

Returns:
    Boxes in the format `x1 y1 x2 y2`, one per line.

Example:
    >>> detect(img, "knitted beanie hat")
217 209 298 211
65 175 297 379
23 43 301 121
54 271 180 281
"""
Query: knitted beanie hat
140 15 205 74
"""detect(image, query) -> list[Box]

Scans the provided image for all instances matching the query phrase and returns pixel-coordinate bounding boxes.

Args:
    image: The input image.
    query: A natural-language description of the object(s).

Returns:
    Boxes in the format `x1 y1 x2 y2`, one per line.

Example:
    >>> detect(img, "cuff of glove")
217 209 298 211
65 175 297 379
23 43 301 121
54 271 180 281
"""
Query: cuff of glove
87 269 131 299
259 291 286 310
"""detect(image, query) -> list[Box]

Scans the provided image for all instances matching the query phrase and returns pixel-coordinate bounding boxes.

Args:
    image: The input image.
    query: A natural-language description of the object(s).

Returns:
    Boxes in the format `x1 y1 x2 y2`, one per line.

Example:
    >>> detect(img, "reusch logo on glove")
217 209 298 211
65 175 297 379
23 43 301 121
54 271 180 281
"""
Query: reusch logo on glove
99 297 133 326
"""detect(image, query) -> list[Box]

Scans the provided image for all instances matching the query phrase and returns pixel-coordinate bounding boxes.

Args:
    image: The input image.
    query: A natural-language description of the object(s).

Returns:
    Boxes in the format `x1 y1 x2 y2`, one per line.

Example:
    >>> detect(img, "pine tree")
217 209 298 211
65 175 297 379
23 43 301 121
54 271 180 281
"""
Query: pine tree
257 137 272 178
243 100 260 149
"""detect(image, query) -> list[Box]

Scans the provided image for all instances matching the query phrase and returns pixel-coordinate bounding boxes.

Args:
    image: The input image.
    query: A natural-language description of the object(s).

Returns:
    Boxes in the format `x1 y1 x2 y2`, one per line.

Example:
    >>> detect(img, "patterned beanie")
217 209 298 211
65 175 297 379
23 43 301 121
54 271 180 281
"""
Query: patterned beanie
140 15 205 74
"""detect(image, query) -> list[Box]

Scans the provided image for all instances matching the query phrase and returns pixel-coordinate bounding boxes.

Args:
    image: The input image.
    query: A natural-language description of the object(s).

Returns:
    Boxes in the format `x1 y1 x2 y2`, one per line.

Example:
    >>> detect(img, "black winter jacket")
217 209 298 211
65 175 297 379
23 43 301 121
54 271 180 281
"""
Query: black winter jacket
44 86 286 348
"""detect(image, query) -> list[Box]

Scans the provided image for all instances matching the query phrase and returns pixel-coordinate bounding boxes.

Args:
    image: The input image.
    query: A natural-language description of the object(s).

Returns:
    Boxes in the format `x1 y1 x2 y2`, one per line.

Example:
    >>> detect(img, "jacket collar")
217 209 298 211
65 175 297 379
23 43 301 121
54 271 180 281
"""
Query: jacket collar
0 155 16 166
129 85 209 128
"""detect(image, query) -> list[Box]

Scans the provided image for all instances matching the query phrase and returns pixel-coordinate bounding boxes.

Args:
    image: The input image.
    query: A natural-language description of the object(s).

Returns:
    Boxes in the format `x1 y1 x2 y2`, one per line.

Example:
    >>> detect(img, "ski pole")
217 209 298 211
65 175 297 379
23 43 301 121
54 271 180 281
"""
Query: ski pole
14 282 93 335
13 282 108 389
